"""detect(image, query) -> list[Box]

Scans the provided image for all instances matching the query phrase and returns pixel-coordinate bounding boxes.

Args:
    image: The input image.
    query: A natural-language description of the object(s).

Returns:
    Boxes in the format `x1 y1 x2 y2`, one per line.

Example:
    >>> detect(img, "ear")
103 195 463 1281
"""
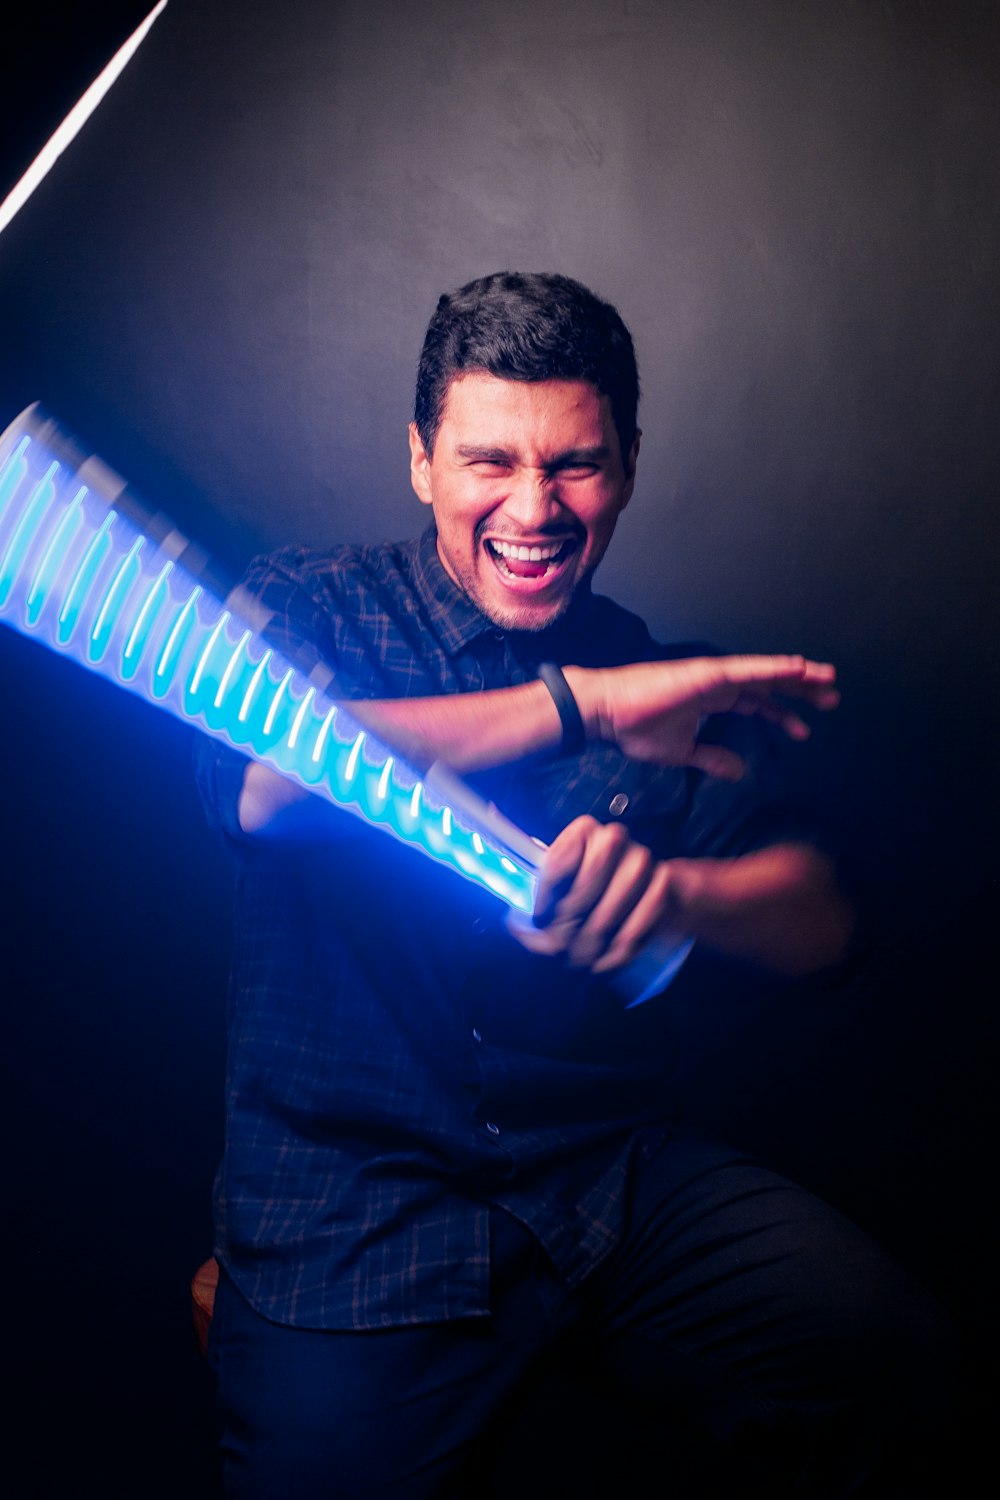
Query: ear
408 423 434 507
620 429 641 510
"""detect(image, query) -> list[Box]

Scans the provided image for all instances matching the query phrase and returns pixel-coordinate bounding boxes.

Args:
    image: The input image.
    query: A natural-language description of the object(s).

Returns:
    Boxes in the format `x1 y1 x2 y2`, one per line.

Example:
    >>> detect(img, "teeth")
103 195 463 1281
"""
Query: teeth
489 540 563 562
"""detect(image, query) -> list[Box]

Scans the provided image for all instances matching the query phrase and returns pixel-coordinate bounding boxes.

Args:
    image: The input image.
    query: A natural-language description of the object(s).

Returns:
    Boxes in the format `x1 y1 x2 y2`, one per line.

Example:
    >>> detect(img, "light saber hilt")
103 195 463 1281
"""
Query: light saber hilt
0 404 692 1005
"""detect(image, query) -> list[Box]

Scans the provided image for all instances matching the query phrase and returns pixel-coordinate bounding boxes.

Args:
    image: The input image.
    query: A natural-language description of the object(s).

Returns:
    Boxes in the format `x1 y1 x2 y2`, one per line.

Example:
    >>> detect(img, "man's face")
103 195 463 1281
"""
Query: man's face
409 373 638 632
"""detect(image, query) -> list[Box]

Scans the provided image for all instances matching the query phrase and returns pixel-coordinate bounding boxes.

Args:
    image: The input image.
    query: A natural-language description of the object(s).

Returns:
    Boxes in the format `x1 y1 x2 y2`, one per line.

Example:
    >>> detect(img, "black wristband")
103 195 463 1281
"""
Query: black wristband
537 662 586 755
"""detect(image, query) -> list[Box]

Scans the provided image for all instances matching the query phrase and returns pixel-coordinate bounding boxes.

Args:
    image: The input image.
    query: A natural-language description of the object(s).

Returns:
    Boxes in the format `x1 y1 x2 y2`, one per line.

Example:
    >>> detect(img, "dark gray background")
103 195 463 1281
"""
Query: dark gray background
1 2 996 1492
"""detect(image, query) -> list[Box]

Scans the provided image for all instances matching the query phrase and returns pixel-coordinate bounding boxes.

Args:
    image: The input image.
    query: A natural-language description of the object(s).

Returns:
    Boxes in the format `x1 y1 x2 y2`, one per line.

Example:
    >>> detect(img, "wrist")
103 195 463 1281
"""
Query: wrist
656 857 714 939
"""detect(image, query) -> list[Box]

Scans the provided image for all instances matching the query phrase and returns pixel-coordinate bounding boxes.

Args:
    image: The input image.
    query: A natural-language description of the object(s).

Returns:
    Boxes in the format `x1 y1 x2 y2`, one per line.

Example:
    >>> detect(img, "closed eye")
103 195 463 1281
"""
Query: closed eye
553 462 600 478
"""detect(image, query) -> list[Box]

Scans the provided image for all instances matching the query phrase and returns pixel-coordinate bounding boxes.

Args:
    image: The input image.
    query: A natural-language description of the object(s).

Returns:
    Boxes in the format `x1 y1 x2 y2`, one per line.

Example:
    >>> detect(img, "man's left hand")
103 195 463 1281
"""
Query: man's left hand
506 815 681 974
505 818 857 979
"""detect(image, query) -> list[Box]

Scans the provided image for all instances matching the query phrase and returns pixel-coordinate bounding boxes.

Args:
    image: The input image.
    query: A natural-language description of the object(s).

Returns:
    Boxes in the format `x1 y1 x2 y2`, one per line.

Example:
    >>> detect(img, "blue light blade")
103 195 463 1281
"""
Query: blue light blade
0 405 539 916
0 462 59 606
0 403 693 999
25 486 86 625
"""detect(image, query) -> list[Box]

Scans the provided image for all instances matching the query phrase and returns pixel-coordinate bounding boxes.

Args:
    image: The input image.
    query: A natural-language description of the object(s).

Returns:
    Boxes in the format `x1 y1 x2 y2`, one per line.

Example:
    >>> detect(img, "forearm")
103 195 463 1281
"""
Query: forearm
663 843 857 977
236 652 839 838
238 680 565 834
349 679 565 772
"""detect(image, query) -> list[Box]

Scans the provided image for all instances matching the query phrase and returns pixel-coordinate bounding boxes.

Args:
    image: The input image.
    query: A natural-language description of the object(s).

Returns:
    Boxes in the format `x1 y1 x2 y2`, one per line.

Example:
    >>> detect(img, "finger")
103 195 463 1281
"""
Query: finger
532 817 627 926
530 817 592 923
505 906 573 957
760 672 840 710
712 653 810 686
752 655 835 683
529 828 577 925
592 862 677 974
743 682 841 733
708 657 840 708
705 671 840 734
564 840 656 967
543 820 632 929
727 695 813 739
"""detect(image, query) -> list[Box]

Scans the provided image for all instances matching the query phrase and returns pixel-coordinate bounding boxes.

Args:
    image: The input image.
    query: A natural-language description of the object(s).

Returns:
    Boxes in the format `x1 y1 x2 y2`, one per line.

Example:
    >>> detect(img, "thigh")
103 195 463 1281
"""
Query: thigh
590 1134 950 1400
209 1214 556 1500
570 1133 961 1495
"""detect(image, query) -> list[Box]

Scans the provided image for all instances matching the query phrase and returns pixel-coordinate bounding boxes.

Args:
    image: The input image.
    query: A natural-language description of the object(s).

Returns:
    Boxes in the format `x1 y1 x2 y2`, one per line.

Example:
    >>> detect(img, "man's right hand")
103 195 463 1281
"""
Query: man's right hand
566 655 840 780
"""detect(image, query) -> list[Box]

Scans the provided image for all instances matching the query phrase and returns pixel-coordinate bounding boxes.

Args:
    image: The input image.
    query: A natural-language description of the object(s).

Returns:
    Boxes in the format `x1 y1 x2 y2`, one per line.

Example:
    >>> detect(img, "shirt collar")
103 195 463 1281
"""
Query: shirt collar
410 524 493 655
409 523 599 660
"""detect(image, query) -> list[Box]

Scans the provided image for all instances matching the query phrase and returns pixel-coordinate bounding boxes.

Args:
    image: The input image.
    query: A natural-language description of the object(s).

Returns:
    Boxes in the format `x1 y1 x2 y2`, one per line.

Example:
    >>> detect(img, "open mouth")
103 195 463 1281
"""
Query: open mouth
485 537 574 582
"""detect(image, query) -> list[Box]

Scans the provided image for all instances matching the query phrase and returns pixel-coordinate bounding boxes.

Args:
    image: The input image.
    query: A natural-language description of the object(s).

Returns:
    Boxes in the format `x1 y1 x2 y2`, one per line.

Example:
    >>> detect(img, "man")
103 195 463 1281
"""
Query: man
197 272 958 1497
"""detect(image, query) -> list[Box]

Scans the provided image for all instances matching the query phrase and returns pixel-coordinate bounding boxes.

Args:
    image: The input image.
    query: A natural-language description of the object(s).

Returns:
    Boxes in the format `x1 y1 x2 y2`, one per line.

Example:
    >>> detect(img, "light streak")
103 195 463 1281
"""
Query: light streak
0 3 170 238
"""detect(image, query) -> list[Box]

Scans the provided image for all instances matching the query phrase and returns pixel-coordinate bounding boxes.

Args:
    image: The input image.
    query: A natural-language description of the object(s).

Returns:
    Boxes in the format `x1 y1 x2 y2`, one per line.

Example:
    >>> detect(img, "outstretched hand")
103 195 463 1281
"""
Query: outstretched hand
572 654 840 779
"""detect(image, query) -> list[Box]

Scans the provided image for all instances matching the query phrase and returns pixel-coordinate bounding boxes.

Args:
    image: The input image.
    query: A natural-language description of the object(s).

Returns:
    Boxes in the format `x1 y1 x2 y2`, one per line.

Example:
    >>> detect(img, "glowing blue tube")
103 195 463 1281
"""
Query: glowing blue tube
0 404 692 1004
0 404 538 913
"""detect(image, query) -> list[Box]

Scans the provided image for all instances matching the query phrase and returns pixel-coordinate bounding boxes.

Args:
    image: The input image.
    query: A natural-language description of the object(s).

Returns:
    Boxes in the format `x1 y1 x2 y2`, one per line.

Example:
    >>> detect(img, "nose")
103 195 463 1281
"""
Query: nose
501 468 563 531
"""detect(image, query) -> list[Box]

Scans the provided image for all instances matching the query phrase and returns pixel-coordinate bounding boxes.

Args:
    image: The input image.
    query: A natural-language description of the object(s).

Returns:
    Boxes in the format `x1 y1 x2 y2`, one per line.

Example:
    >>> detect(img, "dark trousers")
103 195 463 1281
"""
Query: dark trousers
208 1134 963 1499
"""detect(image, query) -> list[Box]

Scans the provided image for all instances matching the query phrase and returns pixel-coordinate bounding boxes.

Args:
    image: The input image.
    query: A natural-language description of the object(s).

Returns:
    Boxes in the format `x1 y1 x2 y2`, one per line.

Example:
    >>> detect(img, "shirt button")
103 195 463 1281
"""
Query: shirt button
486 1121 501 1136
472 1027 482 1043
609 792 629 816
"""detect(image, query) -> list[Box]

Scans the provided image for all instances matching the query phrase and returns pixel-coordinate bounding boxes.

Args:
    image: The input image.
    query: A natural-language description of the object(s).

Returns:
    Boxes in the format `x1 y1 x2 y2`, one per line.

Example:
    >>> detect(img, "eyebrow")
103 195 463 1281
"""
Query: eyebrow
454 444 610 466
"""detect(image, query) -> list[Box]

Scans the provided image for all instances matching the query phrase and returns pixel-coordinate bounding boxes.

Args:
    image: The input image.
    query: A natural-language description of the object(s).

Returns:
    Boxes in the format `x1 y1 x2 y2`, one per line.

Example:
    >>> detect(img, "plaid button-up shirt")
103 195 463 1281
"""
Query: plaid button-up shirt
195 525 816 1329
